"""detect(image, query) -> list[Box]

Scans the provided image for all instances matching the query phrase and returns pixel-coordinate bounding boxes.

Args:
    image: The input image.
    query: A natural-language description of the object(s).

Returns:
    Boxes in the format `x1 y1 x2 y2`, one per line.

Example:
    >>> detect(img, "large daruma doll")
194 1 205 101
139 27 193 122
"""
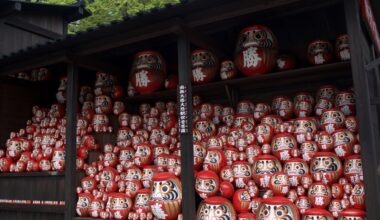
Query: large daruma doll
191 50 219 85
234 25 278 76
130 50 166 94
150 172 182 220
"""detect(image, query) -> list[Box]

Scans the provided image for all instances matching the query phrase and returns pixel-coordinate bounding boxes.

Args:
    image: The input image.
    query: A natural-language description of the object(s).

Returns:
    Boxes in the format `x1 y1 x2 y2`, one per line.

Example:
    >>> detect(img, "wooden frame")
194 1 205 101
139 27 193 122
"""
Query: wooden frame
0 1 378 219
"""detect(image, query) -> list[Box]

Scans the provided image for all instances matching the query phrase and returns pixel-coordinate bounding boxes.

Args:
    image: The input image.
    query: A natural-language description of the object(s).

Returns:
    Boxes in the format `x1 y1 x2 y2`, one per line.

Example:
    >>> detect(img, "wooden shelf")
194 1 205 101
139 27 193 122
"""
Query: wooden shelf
0 204 64 214
124 88 177 102
0 171 64 178
193 61 351 93
74 218 101 220
123 62 351 103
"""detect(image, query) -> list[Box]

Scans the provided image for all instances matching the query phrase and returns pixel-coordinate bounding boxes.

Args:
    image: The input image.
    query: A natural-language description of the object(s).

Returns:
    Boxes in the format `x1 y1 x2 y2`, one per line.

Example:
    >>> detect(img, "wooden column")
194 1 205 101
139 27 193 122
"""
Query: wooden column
177 35 196 219
345 0 380 218
64 62 78 220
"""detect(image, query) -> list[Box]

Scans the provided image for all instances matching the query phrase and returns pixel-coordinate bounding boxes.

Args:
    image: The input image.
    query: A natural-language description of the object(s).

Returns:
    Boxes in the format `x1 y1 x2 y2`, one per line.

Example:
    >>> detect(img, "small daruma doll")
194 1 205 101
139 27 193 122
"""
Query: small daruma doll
220 60 237 80
253 103 271 122
271 133 297 162
232 161 252 188
76 193 94 217
320 108 345 134
284 158 309 187
195 118 217 138
130 50 166 94
252 155 282 189
51 148 65 171
307 40 333 65
234 25 278 76
191 49 219 85
332 129 355 159
276 54 296 71
270 172 290 196
134 188 151 214
350 182 366 210
335 90 356 116
336 34 351 61
308 182 332 209
257 197 300 220
293 118 317 143
232 189 251 213
344 155 363 184
255 123 274 145
108 193 133 220
134 142 153 168
203 148 226 174
310 152 343 184
193 142 207 170
195 170 220 199
303 208 334 220
196 196 236 220
150 172 182 220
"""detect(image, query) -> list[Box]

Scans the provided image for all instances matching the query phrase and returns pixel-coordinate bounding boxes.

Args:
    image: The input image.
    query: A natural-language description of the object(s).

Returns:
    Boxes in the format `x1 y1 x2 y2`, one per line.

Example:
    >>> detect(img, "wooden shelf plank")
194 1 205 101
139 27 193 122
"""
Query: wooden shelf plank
0 171 64 178
193 61 351 93
0 204 64 214
123 62 351 102
74 217 101 220
124 88 177 102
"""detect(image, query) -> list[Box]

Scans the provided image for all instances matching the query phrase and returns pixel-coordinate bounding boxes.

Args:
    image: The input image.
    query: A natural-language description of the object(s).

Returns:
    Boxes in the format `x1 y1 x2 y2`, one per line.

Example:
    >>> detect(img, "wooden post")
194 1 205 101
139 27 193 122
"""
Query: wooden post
64 62 78 220
345 0 380 218
177 35 196 219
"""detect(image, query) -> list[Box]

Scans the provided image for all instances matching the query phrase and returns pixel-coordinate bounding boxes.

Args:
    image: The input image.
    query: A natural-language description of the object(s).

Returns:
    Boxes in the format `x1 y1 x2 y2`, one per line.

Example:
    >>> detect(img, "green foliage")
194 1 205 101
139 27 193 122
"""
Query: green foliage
31 0 180 34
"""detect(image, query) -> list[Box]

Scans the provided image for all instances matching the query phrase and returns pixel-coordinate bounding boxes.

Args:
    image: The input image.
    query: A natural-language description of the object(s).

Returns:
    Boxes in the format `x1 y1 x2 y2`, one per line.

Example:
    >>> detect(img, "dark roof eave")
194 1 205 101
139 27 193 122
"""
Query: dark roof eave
2 0 90 22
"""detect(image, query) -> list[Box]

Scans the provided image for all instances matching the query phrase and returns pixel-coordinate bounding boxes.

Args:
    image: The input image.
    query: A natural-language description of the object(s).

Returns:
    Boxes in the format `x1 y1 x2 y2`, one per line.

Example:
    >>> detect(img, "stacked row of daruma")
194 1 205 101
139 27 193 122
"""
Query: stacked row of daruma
191 85 366 219
127 25 350 96
0 103 67 173
75 72 183 219
0 69 127 174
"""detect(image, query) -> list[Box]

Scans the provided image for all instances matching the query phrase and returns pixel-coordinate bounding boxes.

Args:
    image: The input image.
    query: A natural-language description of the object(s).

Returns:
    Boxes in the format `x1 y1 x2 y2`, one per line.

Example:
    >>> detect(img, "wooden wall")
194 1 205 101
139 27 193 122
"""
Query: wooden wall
0 79 49 148
0 12 64 58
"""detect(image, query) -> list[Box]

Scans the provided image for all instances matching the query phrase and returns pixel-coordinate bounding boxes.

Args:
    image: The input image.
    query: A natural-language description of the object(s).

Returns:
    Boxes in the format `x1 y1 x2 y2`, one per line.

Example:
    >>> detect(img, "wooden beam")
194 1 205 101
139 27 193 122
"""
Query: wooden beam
366 57 380 70
173 23 227 58
73 20 176 56
345 0 380 218
64 62 78 220
4 17 63 40
177 35 196 220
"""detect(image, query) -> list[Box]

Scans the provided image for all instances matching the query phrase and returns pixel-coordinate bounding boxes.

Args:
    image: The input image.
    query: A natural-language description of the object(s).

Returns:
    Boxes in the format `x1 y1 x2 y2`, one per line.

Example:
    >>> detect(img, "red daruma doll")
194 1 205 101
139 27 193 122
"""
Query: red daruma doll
108 193 133 220
191 50 219 85
195 170 220 199
130 51 166 94
76 193 93 217
307 40 333 65
270 172 290 196
149 172 182 220
252 155 282 189
308 182 332 209
234 25 278 76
